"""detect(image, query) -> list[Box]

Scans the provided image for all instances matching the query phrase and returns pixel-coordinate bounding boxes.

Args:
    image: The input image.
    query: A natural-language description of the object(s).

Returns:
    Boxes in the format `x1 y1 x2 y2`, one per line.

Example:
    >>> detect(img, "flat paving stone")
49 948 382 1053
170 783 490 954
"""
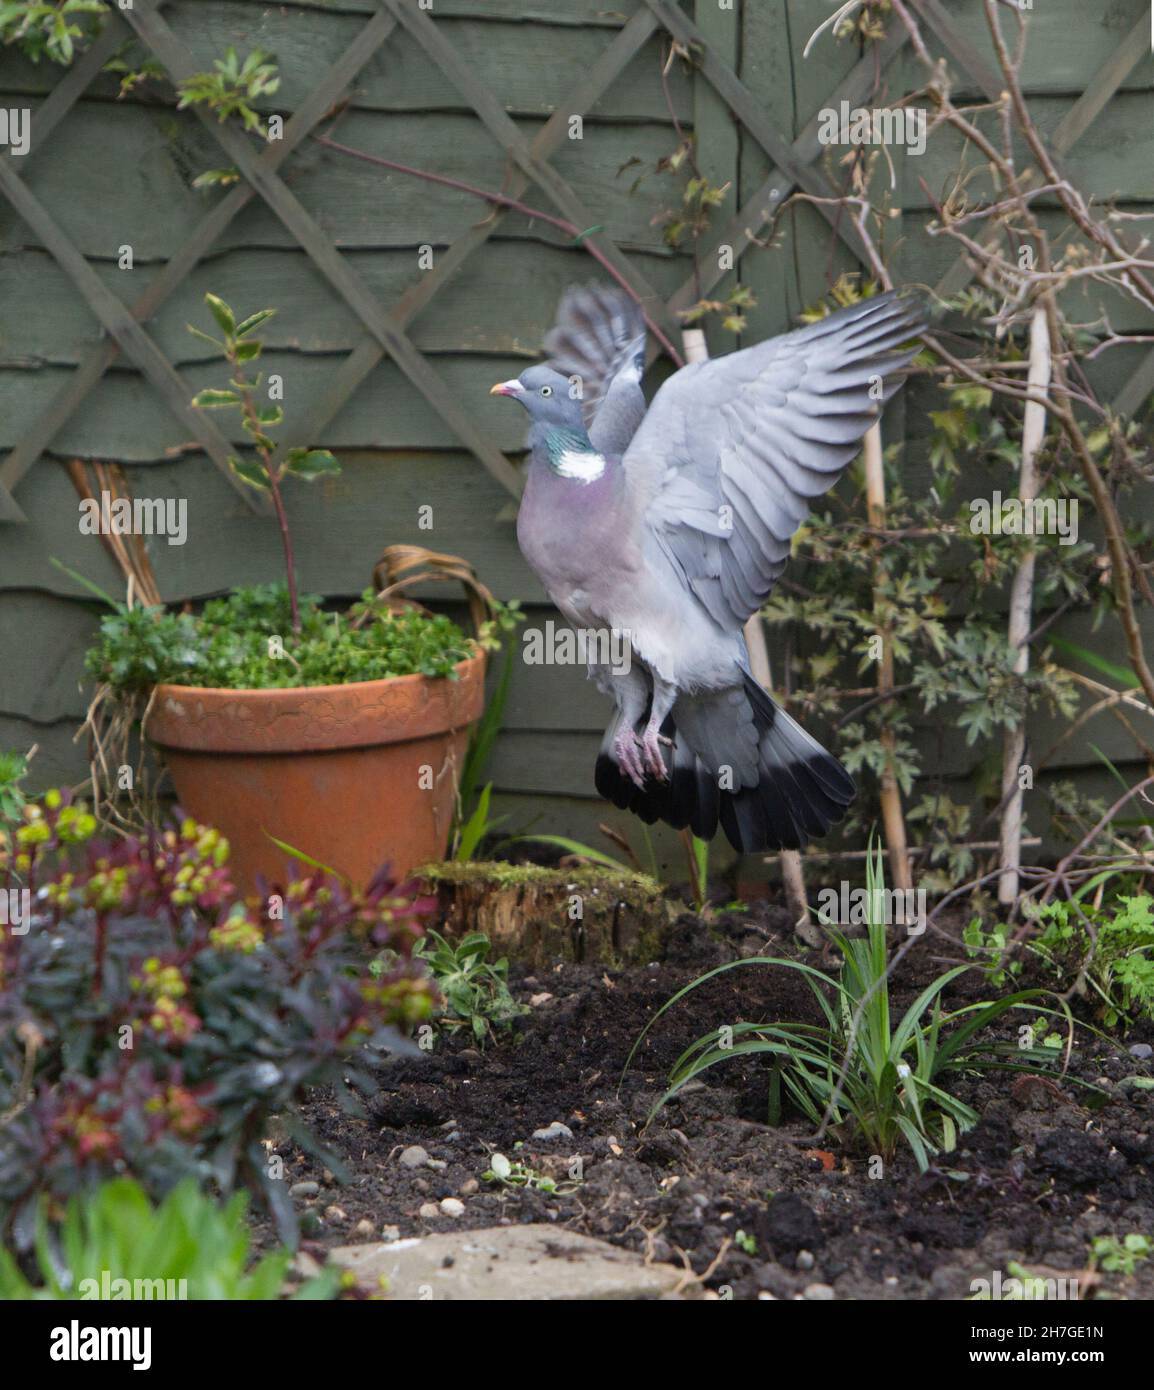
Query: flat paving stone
330 1224 685 1300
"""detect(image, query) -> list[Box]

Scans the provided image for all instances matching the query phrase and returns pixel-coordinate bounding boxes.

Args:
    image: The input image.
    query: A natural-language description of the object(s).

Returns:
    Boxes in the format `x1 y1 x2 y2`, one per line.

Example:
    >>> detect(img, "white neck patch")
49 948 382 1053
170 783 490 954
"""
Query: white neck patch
556 448 606 483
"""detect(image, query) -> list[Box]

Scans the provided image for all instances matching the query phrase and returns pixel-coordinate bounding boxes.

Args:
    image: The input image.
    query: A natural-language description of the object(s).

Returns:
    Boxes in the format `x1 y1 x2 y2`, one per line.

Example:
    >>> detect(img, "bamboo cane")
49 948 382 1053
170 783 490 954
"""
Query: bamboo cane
998 303 1052 906
863 421 913 892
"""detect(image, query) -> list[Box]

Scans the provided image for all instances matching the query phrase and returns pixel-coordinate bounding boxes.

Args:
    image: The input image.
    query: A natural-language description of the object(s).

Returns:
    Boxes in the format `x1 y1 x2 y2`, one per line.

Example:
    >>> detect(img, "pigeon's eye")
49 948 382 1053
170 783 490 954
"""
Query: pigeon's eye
540 385 553 397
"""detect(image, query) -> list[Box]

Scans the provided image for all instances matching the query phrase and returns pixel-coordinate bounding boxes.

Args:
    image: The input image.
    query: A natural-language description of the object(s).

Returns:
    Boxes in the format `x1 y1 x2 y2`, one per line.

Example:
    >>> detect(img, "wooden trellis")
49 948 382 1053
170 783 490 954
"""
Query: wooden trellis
0 0 1150 533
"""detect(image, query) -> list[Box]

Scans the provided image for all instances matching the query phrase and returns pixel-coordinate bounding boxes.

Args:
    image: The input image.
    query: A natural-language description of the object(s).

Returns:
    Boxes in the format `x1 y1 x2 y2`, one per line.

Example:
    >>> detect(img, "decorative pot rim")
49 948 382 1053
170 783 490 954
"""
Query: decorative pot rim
146 651 487 755
149 648 485 701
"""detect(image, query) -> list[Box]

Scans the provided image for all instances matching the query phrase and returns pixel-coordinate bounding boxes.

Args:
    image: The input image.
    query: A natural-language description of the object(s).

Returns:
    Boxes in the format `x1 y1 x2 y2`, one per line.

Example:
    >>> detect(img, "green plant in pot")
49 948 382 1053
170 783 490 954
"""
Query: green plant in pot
84 294 496 890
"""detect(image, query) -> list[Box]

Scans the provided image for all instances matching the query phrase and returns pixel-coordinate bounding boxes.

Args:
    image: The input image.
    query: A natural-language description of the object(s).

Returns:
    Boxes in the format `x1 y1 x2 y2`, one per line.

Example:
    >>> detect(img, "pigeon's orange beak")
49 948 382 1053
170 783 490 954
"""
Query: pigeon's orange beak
489 379 523 398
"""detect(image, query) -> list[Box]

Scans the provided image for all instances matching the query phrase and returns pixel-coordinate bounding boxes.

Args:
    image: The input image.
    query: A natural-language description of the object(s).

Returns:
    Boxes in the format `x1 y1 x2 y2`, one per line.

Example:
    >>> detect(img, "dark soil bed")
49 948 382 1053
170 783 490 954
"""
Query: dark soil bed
267 905 1154 1300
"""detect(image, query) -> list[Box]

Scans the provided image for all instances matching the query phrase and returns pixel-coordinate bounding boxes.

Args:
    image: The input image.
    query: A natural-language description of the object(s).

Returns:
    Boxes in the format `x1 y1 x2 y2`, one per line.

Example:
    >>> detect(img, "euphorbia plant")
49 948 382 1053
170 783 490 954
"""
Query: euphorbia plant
189 293 339 634
0 790 435 1243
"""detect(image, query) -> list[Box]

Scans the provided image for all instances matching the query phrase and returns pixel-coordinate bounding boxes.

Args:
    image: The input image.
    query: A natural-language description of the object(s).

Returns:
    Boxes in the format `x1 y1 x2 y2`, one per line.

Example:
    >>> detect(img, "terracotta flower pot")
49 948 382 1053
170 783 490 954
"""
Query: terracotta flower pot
145 652 486 892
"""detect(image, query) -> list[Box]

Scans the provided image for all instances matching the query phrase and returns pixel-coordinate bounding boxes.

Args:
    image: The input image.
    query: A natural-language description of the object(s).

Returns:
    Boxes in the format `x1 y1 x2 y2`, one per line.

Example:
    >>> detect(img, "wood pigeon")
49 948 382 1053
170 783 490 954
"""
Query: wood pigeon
490 285 924 853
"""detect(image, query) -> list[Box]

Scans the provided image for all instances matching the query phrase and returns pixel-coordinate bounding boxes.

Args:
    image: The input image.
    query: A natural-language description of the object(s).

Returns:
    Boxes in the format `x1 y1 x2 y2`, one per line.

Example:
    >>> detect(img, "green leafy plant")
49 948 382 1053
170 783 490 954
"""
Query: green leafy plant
0 1178 338 1300
453 783 506 863
628 843 1058 1170
189 294 339 634
1090 1233 1152 1277
1030 895 1154 1028
483 1152 570 1194
962 918 1023 989
413 930 524 1043
176 47 279 135
0 1 107 64
452 603 523 858
85 584 475 694
0 790 435 1245
101 47 166 99
763 281 1091 890
0 749 31 825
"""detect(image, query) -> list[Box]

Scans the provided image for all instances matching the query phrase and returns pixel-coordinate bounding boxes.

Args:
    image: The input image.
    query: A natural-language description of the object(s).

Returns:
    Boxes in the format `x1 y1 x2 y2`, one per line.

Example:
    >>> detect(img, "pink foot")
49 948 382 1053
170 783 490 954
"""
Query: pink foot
614 729 647 790
639 726 670 782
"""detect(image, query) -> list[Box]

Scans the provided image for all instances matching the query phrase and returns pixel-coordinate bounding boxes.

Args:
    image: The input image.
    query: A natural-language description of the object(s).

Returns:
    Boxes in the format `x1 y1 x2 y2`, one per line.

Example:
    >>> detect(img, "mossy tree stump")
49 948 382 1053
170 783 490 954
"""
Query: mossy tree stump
416 862 673 967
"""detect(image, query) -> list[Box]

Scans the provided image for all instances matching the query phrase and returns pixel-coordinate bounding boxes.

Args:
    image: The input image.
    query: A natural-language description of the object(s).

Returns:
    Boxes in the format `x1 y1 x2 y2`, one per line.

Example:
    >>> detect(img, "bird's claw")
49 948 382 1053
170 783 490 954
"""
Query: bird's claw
614 729 648 790
640 727 670 782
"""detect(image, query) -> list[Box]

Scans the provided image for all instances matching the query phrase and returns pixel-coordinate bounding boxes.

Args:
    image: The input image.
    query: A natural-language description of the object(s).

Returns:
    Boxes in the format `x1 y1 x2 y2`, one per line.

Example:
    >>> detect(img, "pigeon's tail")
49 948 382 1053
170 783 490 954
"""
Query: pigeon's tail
595 675 855 853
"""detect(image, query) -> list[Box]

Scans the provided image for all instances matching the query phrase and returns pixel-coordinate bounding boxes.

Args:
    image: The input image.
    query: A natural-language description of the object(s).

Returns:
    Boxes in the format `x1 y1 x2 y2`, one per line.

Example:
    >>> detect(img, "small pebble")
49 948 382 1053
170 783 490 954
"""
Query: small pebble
440 1197 466 1218
804 1283 835 1301
381 1225 401 1242
289 1181 319 1198
418 1202 441 1220
400 1145 431 1169
796 1250 815 1271
427 1158 448 1172
459 1178 480 1196
354 1219 375 1238
532 1121 573 1142
324 1205 347 1222
1129 1043 1153 1061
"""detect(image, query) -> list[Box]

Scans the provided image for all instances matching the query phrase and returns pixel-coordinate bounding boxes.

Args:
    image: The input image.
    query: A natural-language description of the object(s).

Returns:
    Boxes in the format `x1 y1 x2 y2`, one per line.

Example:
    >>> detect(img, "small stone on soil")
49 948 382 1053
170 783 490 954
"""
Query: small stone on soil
440 1198 466 1218
804 1283 835 1300
1129 1043 1153 1060
532 1121 573 1142
400 1145 431 1168
289 1181 319 1198
418 1202 441 1220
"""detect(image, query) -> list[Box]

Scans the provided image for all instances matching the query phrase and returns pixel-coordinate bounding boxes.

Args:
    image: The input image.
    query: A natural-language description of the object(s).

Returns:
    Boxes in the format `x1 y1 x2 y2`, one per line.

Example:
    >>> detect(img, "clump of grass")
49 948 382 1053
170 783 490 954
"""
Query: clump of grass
627 843 1066 1171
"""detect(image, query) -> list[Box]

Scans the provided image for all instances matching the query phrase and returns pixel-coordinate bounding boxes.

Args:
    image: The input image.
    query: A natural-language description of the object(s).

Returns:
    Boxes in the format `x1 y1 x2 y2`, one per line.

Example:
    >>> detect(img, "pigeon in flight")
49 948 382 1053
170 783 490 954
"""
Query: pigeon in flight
490 285 924 853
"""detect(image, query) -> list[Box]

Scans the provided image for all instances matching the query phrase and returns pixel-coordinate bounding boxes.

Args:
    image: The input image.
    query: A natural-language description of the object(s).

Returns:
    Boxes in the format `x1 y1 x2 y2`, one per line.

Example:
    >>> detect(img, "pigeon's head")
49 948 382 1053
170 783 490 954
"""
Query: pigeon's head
490 364 584 430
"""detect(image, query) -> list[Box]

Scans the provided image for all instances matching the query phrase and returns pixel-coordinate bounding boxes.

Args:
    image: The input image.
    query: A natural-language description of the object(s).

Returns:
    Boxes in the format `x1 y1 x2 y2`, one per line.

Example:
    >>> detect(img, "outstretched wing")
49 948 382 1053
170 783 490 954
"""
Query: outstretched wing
623 291 925 629
543 283 648 454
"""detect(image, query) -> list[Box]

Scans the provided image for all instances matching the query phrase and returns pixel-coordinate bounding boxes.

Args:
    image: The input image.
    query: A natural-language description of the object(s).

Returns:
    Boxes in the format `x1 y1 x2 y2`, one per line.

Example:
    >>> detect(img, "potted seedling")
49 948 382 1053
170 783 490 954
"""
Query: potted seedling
84 294 501 890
